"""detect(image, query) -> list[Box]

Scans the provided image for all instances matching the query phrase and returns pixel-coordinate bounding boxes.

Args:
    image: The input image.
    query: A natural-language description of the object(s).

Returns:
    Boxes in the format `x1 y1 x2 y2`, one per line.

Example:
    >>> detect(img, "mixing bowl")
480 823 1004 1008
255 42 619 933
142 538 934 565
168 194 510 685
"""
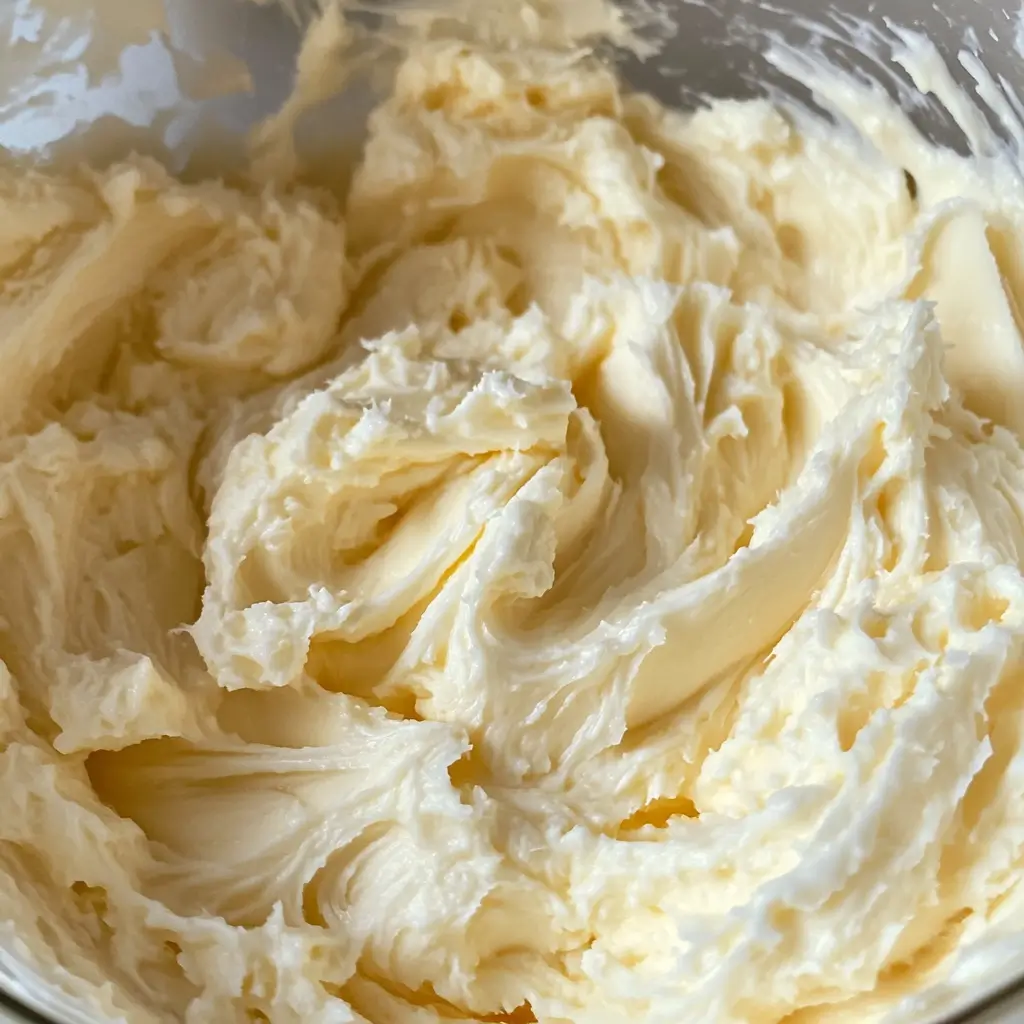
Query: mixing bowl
1 0 1024 1021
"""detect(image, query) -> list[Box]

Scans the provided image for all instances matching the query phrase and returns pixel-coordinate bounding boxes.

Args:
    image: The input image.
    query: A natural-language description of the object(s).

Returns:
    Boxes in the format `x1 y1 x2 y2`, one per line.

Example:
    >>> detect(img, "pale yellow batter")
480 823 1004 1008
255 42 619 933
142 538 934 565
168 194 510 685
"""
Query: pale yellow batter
2 5 1024 1024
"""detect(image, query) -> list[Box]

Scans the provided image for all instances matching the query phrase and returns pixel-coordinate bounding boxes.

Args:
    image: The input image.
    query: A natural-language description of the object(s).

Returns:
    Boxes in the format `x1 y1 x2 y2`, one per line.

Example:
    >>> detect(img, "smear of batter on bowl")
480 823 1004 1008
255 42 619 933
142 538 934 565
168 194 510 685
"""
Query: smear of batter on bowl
1 1 1024 1022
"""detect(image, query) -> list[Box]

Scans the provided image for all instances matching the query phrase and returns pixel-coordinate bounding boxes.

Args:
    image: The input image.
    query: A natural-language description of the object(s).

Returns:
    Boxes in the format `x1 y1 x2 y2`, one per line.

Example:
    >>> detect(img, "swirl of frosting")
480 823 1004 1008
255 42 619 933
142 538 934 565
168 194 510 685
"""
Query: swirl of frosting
2 23 1024 1024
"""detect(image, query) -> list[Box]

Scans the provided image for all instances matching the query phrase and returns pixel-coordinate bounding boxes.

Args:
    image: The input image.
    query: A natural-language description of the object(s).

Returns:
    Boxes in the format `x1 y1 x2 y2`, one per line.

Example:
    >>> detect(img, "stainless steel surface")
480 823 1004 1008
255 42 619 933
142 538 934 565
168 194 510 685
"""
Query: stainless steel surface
1 0 1023 1020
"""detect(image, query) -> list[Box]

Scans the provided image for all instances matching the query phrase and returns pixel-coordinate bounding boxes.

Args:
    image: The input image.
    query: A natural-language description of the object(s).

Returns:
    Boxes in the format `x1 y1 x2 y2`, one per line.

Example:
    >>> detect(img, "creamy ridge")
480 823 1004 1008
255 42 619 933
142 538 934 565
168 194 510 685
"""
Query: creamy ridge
1 7 1024 1024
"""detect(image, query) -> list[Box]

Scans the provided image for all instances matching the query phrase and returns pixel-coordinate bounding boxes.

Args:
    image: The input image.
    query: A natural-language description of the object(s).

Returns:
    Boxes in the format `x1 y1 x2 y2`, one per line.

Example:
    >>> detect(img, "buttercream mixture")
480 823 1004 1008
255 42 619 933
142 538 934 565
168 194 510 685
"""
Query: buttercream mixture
3 3 1024 1023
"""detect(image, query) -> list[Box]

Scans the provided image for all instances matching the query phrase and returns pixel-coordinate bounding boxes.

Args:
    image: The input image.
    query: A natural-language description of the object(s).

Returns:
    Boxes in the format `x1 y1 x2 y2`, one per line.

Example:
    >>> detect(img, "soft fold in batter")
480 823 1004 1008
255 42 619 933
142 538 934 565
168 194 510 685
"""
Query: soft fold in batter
2 6 1024 1024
